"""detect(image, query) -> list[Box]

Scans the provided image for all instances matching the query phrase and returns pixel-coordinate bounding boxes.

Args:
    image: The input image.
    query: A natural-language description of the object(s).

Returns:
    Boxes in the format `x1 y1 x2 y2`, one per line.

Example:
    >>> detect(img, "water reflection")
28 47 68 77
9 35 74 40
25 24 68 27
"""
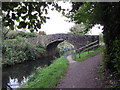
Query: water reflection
7 77 28 88
2 57 51 89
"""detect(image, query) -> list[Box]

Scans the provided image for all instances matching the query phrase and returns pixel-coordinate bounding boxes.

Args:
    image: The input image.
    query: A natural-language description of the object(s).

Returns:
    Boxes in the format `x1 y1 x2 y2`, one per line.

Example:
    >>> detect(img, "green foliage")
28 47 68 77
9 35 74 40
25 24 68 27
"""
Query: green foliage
66 2 103 32
2 2 49 31
112 40 120 60
2 2 65 31
2 36 46 66
21 56 69 88
99 34 104 43
2 27 10 39
103 40 120 76
5 31 38 39
57 41 74 56
69 24 86 34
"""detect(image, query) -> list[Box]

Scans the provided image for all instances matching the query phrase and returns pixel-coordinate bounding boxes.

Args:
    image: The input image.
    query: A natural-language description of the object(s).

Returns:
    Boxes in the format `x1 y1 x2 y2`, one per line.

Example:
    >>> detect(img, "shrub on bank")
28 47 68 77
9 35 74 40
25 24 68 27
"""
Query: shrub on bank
103 40 120 77
2 36 47 66
5 31 38 39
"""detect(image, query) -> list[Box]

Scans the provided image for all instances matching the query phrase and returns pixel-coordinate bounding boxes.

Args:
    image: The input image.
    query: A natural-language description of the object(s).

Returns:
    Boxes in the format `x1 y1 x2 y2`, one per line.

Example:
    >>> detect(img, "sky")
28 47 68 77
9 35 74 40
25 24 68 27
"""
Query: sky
39 1 75 34
88 24 103 35
39 1 103 35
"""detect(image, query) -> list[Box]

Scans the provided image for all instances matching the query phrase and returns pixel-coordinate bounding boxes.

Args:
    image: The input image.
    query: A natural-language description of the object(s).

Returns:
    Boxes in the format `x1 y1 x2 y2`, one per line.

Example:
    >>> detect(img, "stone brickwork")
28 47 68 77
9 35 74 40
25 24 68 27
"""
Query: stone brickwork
28 34 99 58
40 34 99 49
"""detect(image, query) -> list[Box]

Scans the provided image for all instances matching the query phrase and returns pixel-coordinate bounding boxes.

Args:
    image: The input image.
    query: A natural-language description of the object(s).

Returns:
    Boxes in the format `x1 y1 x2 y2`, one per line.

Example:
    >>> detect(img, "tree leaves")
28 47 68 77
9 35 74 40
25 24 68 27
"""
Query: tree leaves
21 6 27 14
12 13 16 19
66 2 103 31
16 17 20 22
36 23 41 29
19 21 27 28
69 24 86 34
2 2 65 31
2 2 50 31
9 25 14 30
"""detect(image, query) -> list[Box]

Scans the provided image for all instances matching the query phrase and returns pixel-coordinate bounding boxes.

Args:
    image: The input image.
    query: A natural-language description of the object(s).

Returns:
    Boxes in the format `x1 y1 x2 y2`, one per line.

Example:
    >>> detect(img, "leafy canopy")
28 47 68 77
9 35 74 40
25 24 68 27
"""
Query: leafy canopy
67 2 120 29
65 2 104 33
2 2 65 31
69 24 86 34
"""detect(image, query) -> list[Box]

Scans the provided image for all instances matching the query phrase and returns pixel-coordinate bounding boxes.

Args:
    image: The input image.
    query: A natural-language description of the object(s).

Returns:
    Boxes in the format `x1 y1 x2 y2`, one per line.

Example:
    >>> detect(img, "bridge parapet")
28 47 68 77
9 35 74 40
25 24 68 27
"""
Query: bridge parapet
27 34 99 57
40 34 99 49
27 34 99 49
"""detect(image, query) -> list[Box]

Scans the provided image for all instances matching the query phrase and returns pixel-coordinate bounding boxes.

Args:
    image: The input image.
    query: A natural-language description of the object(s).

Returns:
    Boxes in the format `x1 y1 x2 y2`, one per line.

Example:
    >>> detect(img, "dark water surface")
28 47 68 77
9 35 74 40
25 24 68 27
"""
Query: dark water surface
2 57 51 89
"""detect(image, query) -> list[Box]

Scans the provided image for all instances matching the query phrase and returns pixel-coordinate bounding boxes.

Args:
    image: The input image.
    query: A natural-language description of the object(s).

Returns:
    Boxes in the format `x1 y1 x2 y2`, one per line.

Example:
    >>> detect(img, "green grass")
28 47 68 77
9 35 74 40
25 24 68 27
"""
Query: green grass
72 46 104 62
20 56 69 88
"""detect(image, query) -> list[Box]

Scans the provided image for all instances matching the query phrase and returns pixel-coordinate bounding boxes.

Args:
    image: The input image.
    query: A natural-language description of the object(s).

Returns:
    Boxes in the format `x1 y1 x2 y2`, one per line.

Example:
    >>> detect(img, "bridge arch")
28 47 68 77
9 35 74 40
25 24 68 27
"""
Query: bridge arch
57 41 75 55
27 34 99 59
46 39 76 59
38 34 99 59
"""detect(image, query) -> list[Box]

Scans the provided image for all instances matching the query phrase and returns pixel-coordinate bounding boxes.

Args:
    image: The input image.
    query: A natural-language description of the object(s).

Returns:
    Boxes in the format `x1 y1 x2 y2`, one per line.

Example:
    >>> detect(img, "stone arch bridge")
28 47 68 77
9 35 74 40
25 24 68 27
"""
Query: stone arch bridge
28 34 99 58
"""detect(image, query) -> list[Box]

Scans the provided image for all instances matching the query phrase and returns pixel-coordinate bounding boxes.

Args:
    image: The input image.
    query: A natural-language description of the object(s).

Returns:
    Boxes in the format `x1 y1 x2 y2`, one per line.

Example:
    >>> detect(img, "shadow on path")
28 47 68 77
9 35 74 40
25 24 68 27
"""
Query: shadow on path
57 54 103 88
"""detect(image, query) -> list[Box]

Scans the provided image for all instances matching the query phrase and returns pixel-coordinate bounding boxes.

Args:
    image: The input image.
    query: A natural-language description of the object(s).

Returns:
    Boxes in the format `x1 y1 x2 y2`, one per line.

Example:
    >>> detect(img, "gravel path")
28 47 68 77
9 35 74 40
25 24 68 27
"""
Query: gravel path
57 54 103 88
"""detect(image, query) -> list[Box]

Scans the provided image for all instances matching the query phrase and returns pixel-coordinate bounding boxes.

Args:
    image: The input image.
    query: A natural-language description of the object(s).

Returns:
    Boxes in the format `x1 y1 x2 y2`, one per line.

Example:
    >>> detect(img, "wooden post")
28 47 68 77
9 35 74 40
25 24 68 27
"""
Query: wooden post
74 49 77 60
88 49 89 54
79 53 81 58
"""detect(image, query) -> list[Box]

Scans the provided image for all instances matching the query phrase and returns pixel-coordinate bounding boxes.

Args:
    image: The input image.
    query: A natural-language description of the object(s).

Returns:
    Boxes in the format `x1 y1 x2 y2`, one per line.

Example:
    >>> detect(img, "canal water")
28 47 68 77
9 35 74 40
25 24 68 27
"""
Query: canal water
2 57 52 89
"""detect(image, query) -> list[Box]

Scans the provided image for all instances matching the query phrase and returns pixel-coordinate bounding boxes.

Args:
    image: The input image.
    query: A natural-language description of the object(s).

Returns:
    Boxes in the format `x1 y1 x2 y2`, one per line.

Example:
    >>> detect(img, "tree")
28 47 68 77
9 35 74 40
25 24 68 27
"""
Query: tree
69 24 86 34
66 2 120 75
2 2 65 32
2 27 10 39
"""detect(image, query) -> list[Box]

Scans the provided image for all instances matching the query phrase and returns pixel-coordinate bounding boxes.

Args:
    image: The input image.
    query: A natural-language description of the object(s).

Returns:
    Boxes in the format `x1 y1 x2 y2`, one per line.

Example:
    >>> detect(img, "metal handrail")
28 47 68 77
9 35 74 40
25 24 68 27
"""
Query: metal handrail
77 40 99 51
74 40 99 58
60 40 99 57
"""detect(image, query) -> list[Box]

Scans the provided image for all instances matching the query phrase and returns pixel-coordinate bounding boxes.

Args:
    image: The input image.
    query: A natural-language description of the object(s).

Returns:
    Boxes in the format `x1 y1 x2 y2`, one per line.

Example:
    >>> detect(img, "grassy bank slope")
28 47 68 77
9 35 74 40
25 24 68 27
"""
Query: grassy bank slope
72 47 104 62
21 56 69 88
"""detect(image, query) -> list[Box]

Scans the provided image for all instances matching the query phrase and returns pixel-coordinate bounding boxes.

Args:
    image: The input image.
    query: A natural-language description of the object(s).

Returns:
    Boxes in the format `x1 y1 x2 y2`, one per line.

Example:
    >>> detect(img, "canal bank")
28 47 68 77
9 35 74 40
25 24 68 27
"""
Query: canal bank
2 57 52 89
20 56 68 88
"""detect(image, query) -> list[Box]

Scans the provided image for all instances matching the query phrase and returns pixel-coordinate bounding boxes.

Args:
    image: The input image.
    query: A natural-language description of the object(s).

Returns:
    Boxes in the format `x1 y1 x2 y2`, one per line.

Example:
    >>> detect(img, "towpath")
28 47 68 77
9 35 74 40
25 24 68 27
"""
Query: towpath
57 54 104 88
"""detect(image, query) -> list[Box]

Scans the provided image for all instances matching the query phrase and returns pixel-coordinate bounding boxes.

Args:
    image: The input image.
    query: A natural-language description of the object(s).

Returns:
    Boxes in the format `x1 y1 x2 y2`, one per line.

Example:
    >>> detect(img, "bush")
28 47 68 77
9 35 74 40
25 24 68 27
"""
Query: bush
103 40 120 77
5 31 38 39
2 36 47 66
111 40 120 76
112 40 120 74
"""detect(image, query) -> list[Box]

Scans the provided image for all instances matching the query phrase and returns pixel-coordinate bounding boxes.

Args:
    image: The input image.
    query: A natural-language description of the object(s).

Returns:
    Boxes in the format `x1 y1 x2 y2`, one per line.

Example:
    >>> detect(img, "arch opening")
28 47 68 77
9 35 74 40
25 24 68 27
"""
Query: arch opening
57 41 75 56
46 40 64 59
46 40 75 59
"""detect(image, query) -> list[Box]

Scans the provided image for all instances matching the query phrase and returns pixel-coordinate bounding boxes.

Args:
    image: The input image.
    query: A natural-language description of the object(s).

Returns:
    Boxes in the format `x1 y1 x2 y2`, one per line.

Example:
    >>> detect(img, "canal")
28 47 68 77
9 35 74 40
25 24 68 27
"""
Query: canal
2 57 52 89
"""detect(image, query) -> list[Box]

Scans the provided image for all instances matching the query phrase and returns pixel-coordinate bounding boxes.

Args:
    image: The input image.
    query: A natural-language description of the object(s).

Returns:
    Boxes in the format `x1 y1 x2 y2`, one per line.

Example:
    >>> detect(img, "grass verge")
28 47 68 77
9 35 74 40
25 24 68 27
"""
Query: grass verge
72 46 104 62
20 56 69 88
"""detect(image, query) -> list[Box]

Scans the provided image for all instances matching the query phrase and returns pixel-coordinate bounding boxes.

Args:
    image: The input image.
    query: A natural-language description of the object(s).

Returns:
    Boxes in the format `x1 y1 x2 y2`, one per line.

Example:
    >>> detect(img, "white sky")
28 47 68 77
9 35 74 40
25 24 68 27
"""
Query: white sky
88 24 103 35
39 1 103 35
40 1 75 34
